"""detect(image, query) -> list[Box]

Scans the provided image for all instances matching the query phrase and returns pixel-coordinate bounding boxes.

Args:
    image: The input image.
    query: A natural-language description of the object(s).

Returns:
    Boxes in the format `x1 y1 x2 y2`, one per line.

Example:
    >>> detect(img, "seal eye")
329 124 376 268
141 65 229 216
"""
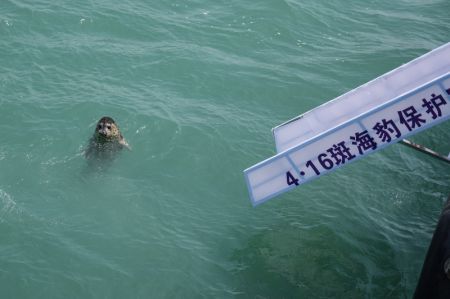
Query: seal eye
107 125 111 130
97 125 102 129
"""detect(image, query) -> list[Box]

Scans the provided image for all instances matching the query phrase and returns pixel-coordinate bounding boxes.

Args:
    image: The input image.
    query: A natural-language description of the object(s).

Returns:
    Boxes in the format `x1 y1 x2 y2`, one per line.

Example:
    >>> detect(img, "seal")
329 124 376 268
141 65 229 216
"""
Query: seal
85 116 130 160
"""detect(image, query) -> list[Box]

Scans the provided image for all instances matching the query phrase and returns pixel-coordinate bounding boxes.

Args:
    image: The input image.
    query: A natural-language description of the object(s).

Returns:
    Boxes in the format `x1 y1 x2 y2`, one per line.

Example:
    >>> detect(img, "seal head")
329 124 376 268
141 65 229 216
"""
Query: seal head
95 117 122 142
85 116 130 160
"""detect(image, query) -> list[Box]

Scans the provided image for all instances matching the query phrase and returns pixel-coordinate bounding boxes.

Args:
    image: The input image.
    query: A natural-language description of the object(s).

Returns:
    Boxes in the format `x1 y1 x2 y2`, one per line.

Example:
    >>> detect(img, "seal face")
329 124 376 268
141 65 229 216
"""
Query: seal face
95 117 121 142
85 116 130 160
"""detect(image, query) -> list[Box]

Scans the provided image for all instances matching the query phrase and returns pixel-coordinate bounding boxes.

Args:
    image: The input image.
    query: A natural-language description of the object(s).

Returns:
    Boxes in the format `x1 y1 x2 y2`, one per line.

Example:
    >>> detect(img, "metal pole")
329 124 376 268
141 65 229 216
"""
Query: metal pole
400 139 450 165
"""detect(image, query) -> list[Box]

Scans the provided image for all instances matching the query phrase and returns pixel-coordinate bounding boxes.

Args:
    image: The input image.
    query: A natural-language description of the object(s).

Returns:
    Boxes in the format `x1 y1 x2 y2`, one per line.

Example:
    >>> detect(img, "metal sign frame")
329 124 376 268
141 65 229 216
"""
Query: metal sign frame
245 73 450 206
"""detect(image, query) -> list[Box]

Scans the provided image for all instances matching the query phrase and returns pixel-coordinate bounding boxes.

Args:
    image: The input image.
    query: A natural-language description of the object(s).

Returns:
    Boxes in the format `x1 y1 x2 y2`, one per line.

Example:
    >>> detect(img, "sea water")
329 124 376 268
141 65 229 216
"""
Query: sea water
1 0 449 298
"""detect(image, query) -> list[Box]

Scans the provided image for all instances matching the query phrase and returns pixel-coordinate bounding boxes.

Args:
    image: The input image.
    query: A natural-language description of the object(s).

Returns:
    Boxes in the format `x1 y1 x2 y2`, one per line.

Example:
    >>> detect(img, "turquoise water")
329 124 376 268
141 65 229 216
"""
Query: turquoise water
1 0 449 297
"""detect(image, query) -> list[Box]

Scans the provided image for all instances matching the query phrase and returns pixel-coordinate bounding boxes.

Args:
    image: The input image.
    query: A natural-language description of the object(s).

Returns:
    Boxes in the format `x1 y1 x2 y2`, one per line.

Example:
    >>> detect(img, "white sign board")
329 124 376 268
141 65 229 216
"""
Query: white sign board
273 43 450 153
244 73 450 206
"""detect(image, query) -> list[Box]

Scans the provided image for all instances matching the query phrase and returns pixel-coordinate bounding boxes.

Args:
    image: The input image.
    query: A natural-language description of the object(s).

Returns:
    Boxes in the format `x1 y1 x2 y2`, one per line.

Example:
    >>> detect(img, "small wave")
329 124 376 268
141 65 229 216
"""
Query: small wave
0 188 17 222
